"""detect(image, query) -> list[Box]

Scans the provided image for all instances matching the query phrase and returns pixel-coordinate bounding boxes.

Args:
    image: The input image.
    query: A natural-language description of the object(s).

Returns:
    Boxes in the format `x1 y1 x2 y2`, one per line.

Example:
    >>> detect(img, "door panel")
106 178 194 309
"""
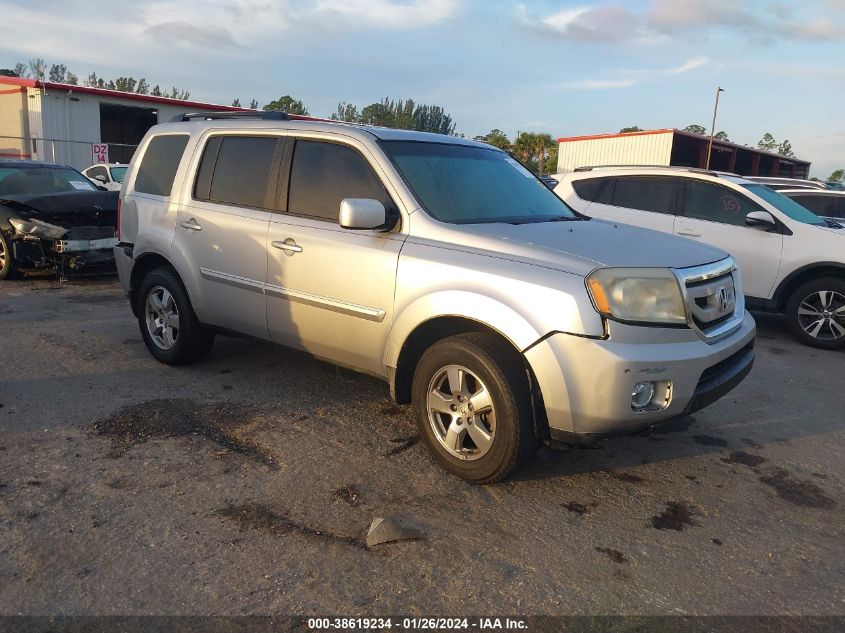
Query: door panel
174 202 271 338
266 216 402 376
675 179 783 299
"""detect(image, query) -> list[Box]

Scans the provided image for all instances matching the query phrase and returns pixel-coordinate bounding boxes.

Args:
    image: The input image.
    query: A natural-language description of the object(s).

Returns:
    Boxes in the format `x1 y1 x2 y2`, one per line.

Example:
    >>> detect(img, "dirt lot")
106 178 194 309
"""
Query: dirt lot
0 276 843 616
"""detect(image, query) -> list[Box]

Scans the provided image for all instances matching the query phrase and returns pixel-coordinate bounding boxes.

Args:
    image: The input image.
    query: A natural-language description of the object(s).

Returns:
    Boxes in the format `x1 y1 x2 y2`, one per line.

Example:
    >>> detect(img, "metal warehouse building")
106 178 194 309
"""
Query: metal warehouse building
0 76 246 170
556 128 811 179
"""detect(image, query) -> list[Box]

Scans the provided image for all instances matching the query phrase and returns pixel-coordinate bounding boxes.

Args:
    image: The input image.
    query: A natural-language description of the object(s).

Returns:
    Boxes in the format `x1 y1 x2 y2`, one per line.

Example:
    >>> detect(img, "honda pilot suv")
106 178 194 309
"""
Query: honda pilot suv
114 113 756 482
556 167 845 349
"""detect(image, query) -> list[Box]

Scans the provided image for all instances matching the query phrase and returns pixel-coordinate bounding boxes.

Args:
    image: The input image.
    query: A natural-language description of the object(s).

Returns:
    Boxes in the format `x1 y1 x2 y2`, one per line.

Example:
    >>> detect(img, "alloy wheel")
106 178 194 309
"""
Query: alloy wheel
144 285 180 350
0 236 6 271
426 364 496 461
797 290 845 341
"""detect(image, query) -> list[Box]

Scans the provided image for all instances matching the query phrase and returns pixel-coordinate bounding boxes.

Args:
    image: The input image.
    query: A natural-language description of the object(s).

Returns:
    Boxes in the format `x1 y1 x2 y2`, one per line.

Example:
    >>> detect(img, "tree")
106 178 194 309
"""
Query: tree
532 133 555 176
714 131 730 141
264 95 308 115
778 140 794 157
28 58 46 81
136 78 149 95
828 169 844 183
13 63 29 78
65 72 78 86
151 84 162 97
512 132 538 173
231 98 242 107
0 68 18 77
475 129 511 151
359 101 394 127
249 99 259 109
757 133 777 152
330 102 359 122
48 63 67 82
114 77 137 93
619 126 642 133
683 124 707 135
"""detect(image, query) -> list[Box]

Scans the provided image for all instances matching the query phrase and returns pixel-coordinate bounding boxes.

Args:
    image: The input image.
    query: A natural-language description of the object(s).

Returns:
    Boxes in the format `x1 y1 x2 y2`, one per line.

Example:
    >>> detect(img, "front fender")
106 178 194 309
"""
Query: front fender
384 290 542 369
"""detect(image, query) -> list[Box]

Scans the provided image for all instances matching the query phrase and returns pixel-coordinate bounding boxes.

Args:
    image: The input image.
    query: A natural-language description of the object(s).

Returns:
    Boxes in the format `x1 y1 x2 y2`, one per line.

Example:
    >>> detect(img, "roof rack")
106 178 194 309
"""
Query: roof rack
173 111 288 122
573 164 719 177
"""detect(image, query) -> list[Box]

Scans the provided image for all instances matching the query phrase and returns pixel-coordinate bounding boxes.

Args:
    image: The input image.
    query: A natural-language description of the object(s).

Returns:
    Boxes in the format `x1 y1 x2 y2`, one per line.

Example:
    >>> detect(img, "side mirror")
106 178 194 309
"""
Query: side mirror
339 198 388 230
94 174 108 183
745 210 777 230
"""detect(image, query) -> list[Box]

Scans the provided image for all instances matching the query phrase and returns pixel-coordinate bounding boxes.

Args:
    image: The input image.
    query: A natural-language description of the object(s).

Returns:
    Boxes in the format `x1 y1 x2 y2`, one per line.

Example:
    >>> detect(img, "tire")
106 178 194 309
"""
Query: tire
785 277 845 350
0 232 19 280
411 332 537 483
136 268 214 365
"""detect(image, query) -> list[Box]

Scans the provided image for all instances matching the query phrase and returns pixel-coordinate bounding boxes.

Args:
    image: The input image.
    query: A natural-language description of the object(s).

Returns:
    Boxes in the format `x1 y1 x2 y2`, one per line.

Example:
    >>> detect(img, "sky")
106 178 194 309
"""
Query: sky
1 0 844 177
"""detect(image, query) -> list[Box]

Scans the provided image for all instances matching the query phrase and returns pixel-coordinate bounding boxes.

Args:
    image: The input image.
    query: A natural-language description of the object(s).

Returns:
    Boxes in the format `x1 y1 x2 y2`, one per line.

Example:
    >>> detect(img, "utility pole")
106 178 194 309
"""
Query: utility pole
705 86 724 170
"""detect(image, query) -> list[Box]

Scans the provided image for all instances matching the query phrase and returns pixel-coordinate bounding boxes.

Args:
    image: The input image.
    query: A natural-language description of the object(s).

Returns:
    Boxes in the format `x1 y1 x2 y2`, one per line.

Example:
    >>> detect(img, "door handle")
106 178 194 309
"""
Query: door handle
272 239 303 255
179 219 202 231
677 229 701 237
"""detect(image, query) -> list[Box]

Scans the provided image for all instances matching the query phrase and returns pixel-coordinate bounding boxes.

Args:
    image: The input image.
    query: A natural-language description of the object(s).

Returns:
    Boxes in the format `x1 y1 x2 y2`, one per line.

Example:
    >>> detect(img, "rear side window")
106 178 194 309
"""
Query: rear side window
610 176 677 214
193 135 280 209
790 195 830 216
134 135 189 196
287 140 391 222
572 177 606 202
683 180 763 226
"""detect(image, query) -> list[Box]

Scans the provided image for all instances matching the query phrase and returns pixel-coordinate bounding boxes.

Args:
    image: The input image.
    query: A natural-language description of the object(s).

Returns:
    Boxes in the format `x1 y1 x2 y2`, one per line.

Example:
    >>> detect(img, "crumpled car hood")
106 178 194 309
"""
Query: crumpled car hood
0 191 118 228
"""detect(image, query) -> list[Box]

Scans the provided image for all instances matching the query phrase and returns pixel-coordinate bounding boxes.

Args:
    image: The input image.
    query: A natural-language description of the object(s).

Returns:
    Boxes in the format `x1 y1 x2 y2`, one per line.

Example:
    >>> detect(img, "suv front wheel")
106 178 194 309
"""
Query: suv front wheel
137 268 215 364
411 332 537 483
786 277 845 350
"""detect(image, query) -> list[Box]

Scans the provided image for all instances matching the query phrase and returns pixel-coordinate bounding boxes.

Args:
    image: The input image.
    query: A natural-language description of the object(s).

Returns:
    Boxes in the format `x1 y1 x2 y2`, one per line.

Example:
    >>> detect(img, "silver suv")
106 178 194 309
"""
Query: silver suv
114 112 756 482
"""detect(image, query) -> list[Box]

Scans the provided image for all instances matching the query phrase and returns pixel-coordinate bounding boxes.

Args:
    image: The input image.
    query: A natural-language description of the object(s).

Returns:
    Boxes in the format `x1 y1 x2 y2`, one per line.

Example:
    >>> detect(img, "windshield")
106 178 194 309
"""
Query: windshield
381 141 578 224
743 184 825 226
110 166 128 183
0 165 97 196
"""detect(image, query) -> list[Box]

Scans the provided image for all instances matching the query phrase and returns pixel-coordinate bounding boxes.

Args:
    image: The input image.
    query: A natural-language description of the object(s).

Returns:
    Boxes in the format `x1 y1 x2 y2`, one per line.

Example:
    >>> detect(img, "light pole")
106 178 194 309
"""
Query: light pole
705 86 725 170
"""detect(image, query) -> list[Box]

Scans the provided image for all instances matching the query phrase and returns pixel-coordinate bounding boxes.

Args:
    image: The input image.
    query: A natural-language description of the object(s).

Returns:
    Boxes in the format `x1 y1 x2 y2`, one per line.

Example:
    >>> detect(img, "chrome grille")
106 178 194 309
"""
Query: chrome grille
675 259 744 342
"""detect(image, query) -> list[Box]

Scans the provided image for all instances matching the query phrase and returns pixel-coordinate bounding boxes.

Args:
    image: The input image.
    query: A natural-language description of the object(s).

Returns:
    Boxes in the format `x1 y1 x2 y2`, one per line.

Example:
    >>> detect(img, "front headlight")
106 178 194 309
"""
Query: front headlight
586 268 687 325
9 218 67 240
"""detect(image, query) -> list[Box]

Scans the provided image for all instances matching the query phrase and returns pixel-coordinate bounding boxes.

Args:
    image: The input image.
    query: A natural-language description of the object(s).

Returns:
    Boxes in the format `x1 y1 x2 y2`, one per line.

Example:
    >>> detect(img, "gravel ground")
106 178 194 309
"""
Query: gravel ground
0 275 842 616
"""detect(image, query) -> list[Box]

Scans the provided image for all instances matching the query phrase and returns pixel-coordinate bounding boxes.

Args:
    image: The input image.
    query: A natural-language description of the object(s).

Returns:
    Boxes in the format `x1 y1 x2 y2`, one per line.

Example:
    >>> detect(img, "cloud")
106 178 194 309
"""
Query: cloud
667 56 709 74
558 56 709 91
292 0 460 30
522 3 643 41
647 0 844 42
523 0 845 44
560 78 638 90
144 21 242 49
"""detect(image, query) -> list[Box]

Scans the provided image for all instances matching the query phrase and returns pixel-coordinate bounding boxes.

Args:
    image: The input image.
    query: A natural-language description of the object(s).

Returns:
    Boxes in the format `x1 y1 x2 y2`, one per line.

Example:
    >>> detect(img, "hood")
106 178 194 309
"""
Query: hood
429 219 728 276
0 191 118 228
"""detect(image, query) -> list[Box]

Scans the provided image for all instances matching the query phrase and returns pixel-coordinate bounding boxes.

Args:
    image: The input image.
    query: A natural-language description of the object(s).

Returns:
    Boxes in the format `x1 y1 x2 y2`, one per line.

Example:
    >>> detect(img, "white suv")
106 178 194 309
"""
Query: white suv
556 167 845 349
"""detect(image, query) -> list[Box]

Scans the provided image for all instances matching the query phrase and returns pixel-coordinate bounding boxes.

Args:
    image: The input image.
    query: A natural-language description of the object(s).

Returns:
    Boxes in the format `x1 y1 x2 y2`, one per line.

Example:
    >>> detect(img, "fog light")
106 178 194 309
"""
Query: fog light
631 381 656 410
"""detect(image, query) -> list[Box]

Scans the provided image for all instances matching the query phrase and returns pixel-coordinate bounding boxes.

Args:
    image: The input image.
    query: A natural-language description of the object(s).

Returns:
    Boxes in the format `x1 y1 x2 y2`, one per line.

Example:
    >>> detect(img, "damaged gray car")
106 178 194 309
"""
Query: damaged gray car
0 160 118 279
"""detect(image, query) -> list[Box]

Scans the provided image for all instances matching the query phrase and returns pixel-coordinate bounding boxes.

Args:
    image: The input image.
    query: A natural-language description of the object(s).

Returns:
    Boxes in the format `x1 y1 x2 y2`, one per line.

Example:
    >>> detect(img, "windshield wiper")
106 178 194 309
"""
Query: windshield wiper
544 215 582 222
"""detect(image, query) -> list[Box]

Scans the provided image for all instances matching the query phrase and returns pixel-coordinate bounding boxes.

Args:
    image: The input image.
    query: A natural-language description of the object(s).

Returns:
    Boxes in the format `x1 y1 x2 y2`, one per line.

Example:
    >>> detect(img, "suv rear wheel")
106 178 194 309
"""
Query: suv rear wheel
137 268 214 364
786 277 845 350
411 332 536 483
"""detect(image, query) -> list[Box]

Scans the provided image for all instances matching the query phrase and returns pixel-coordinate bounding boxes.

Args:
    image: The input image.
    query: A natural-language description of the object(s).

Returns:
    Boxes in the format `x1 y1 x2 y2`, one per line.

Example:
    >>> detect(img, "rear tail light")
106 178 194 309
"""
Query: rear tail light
117 197 121 241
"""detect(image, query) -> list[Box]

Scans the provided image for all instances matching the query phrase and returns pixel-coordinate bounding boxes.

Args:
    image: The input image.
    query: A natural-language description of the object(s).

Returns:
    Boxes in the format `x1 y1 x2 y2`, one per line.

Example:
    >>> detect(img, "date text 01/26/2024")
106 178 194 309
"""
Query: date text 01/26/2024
307 618 528 630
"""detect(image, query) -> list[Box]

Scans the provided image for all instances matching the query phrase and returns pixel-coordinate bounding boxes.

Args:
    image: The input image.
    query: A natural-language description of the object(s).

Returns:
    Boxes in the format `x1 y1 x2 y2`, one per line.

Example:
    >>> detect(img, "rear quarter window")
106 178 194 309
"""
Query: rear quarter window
572 177 606 202
134 134 189 197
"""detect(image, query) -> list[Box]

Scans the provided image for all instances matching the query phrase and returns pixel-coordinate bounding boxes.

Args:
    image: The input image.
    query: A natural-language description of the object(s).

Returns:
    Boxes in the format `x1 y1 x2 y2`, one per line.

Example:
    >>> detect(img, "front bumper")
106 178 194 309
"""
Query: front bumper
10 234 117 272
524 311 756 438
